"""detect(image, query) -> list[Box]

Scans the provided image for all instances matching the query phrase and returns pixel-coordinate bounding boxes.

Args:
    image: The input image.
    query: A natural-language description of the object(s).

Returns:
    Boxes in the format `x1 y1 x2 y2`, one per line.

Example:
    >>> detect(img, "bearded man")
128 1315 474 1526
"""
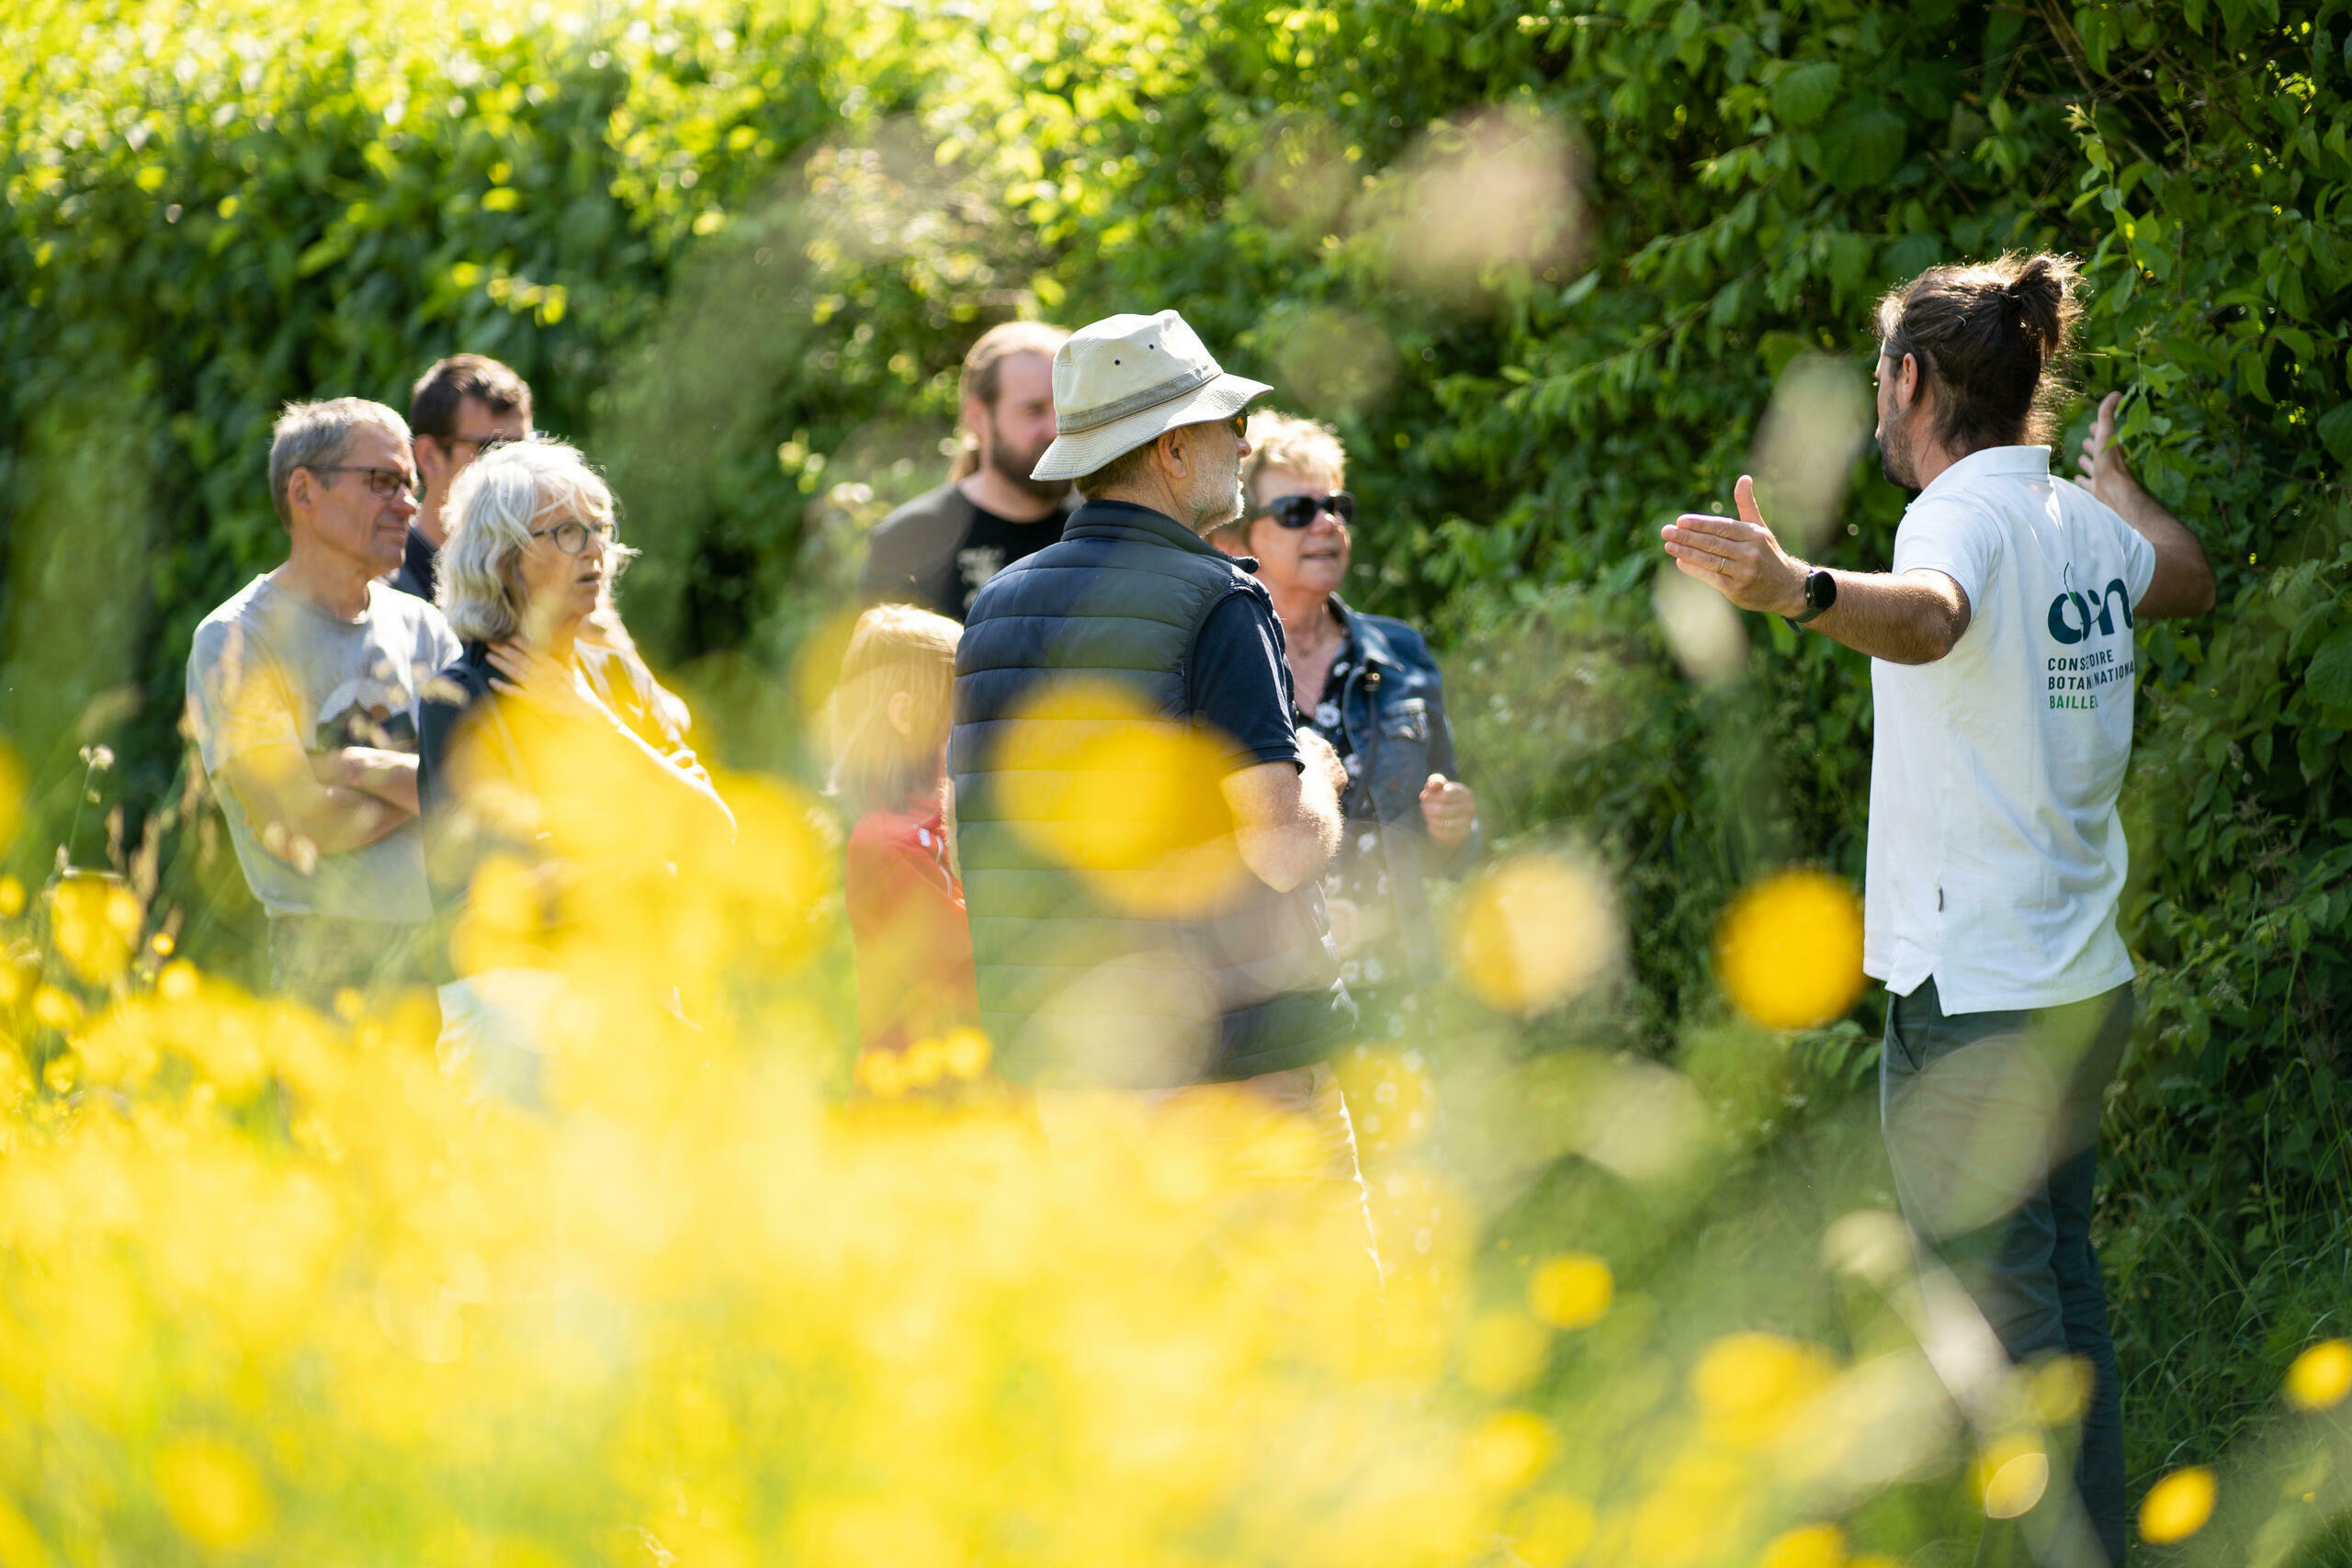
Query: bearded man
862 321 1076 620
1661 254 2213 1568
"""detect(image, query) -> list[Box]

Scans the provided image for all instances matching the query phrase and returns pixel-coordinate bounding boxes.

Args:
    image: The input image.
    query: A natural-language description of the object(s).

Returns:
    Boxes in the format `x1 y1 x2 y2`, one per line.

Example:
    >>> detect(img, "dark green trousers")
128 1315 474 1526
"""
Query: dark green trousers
1881 976 2132 1568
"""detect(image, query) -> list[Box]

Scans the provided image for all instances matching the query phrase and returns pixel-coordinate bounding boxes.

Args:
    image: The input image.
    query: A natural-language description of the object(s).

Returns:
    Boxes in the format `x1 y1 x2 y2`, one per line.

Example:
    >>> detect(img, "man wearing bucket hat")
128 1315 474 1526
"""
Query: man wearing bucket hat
949 310 1361 1110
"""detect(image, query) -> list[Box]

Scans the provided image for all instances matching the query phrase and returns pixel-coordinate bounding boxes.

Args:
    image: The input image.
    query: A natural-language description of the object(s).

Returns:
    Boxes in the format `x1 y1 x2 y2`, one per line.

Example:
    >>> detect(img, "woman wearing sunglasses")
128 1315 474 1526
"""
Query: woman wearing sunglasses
1213 412 1478 1051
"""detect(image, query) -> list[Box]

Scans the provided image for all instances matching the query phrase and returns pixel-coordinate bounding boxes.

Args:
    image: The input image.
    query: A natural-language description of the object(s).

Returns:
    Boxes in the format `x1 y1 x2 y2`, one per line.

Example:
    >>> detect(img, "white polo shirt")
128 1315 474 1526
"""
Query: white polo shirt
1864 446 2157 1013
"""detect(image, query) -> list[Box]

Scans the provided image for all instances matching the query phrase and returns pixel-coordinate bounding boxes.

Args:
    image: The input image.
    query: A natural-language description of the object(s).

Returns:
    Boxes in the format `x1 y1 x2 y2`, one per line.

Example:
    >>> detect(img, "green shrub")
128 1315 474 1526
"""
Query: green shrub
6 0 2349 1500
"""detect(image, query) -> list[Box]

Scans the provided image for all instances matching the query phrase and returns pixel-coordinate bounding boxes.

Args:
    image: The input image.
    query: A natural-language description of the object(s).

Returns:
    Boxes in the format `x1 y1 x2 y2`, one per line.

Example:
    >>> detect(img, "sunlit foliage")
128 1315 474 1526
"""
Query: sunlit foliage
6 0 2352 1556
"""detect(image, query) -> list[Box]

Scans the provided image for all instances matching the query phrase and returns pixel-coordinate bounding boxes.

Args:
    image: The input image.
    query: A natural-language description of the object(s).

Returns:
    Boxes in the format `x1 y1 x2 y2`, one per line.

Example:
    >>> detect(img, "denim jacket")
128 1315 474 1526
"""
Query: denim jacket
1324 599 1479 987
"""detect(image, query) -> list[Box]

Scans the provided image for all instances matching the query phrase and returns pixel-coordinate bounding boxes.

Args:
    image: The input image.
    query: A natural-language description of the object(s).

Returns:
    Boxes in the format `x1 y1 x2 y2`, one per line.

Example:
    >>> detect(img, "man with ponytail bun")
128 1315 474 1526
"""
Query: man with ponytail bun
1664 251 2212 1567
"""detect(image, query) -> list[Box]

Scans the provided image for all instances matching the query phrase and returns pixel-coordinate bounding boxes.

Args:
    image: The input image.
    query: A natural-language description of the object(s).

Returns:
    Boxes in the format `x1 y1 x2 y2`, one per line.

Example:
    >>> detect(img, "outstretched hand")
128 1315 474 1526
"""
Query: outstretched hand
1660 476 1810 617
2073 391 2146 513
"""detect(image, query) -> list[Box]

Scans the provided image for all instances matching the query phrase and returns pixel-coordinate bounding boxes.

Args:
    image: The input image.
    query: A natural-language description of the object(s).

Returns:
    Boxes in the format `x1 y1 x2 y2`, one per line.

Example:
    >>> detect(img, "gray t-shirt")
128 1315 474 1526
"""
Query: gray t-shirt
186 575 461 923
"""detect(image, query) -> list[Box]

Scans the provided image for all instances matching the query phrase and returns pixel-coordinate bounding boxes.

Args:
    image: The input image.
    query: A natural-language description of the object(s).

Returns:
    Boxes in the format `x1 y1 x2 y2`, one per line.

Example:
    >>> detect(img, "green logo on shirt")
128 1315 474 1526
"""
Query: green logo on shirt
2047 576 2134 646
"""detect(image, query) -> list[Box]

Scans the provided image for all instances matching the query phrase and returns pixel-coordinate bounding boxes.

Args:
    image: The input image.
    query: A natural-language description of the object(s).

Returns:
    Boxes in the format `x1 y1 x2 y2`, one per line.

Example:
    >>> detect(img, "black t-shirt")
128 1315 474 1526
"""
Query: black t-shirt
863 485 1072 621
1187 592 1305 775
951 502 1064 615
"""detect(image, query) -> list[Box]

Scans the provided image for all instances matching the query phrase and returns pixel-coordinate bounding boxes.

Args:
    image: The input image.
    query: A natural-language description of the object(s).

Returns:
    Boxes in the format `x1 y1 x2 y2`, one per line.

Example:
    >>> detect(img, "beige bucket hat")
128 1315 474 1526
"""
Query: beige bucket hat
1029 310 1272 482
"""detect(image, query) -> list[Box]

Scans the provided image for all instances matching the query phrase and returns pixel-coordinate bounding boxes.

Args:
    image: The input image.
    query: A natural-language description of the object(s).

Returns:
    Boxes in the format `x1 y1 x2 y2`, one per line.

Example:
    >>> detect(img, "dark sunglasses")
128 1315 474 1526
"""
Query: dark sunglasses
1259 491 1356 530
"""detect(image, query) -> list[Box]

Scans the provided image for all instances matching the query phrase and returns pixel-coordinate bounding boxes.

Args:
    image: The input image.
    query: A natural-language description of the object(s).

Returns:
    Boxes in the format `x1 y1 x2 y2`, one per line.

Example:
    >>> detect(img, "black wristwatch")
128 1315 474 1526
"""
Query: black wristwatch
1787 568 1837 627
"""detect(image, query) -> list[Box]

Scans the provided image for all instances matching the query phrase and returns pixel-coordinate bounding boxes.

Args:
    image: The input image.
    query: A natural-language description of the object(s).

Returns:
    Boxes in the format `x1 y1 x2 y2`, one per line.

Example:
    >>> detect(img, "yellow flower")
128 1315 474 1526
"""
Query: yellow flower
1972 1433 2050 1520
2138 1465 2216 1544
1758 1522 1845 1568
2286 1339 2352 1411
942 1026 991 1079
993 679 1251 919
1510 1494 1596 1568
1451 852 1620 1015
50 874 138 987
1690 1332 1835 1450
1713 869 1865 1030
1462 1309 1551 1395
1527 1252 1613 1329
156 1437 271 1550
1464 1409 1558 1494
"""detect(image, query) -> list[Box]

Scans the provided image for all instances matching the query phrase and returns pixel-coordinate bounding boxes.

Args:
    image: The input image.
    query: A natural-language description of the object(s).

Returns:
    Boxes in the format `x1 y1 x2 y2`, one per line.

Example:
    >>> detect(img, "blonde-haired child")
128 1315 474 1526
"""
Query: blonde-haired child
831 604 979 1091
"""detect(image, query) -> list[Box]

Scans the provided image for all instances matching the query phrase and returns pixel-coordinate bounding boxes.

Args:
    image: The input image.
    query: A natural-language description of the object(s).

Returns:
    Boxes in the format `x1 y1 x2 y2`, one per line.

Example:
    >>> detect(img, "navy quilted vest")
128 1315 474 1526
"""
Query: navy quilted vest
950 501 1353 1086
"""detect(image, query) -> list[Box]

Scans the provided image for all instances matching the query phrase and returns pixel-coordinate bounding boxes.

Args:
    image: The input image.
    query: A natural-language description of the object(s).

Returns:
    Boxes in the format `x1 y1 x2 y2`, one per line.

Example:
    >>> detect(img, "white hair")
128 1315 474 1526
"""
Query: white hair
437 439 635 644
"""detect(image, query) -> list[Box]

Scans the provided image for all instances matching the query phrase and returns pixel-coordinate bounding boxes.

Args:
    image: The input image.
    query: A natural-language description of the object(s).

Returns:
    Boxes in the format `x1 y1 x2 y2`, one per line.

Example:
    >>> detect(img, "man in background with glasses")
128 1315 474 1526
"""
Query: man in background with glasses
185 398 461 1008
394 354 533 603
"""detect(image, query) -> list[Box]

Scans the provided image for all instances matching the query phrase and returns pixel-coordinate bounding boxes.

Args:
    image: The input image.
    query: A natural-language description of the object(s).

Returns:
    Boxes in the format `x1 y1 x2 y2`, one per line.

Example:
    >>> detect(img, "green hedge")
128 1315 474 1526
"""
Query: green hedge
7 0 2350 1490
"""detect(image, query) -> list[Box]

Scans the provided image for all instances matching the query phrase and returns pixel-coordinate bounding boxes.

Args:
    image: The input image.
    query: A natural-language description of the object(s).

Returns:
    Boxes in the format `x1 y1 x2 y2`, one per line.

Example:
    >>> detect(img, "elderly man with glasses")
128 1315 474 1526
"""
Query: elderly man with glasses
186 397 462 1007
953 310 1377 1279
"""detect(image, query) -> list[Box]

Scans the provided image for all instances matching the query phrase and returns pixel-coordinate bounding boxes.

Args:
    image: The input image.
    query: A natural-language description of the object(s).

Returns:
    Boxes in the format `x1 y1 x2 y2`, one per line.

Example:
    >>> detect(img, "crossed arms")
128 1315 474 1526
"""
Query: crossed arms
216 743 418 860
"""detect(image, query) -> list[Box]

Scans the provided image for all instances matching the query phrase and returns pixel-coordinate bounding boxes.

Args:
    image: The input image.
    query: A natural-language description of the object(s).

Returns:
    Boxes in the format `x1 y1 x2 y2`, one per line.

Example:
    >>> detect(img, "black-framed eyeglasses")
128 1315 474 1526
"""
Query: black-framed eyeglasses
440 431 528 457
528 518 617 555
1227 412 1250 441
310 464 419 500
1259 491 1356 530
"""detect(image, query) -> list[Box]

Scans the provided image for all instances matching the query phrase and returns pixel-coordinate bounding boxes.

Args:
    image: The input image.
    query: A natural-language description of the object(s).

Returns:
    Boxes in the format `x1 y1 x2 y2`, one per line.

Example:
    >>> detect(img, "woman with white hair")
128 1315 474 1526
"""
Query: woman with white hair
416 440 731 1092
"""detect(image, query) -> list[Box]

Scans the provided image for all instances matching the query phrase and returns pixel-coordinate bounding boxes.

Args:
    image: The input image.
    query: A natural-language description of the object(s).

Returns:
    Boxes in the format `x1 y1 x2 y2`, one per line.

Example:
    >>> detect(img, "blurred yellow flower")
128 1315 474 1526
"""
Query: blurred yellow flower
991 679 1251 920
0 874 24 918
1713 869 1864 1030
1464 1409 1557 1494
2029 1354 2095 1426
1527 1252 1613 1329
1972 1433 2050 1519
1462 1310 1551 1395
2138 1465 2216 1544
1451 852 1620 1015
904 1035 948 1088
858 1047 910 1099
156 1437 271 1550
1690 1332 1835 1450
942 1026 991 1079
2286 1338 2352 1411
157 960 199 1003
1510 1493 1596 1568
50 874 140 987
31 986 78 1030
1759 1521 1846 1568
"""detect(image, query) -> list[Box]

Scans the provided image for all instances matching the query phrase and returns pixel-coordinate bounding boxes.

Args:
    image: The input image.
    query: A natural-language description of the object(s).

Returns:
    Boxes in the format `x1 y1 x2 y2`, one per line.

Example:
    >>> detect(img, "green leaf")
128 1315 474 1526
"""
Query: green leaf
1758 332 1813 381
1772 62 1842 127
1822 99 1909 192
295 233 352 276
2314 402 2352 467
2307 624 2352 707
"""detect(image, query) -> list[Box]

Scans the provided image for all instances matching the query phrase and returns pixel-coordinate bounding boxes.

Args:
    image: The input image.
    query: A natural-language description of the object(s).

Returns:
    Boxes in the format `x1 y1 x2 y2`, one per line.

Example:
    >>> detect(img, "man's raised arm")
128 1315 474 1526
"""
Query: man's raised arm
1662 476 1973 666
2073 392 2216 618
